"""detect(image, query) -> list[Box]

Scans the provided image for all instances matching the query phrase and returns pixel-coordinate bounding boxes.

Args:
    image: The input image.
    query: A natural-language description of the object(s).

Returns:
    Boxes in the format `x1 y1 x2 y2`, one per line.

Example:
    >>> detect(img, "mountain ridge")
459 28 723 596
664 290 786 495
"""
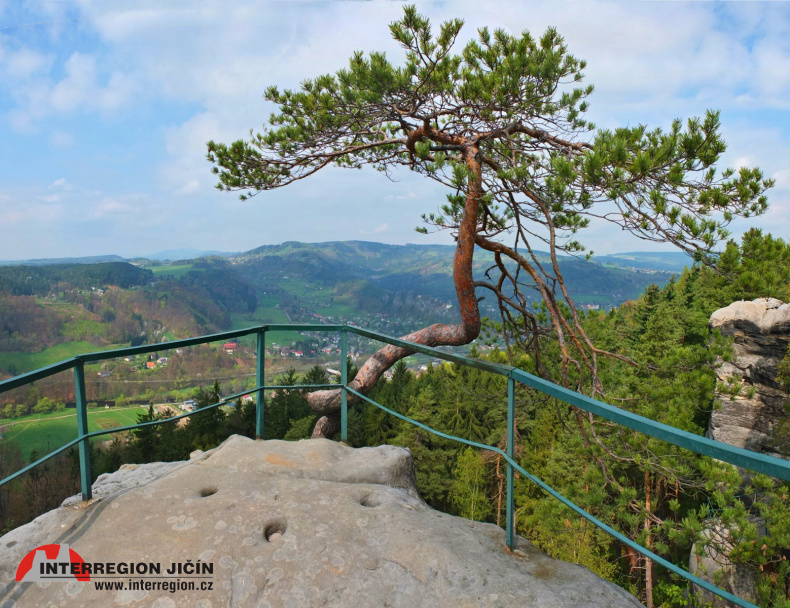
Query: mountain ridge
0 241 692 273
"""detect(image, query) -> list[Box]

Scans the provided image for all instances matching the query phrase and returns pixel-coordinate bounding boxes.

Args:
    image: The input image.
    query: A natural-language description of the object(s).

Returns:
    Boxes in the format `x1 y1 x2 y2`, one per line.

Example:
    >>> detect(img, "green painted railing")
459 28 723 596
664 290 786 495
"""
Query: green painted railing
2 323 789 608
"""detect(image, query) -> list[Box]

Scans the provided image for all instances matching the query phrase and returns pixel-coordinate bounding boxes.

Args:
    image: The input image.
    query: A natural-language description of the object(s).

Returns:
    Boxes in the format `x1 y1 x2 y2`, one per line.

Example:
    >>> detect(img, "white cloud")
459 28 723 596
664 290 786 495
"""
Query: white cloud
773 169 790 189
39 194 61 202
50 131 74 147
88 198 132 218
385 192 418 201
49 178 69 189
49 52 132 112
360 223 389 235
1 48 51 80
734 157 754 171
174 180 200 196
5 51 135 129
3 0 790 258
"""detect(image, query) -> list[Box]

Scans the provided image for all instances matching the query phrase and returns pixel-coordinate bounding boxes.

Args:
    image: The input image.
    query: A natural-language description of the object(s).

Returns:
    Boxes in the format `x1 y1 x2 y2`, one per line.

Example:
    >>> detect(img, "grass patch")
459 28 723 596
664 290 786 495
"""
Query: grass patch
258 294 280 308
0 406 145 460
94 418 121 430
149 264 196 278
321 302 355 318
266 330 312 346
0 341 120 374
256 306 289 323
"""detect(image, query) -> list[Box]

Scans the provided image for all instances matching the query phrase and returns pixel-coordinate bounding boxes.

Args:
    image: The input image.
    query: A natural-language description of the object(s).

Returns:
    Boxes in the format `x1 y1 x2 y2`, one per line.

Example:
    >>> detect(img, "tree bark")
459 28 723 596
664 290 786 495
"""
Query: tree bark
309 147 483 438
644 470 654 608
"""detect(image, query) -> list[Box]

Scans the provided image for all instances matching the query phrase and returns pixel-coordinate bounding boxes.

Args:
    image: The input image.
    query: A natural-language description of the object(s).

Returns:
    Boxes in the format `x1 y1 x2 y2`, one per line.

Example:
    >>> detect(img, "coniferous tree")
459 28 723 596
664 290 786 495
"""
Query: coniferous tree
208 5 772 439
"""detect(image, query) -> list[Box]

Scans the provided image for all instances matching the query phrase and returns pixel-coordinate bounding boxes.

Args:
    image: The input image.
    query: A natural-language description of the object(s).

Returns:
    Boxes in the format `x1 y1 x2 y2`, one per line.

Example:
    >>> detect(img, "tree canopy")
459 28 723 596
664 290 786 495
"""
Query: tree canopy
207 6 772 437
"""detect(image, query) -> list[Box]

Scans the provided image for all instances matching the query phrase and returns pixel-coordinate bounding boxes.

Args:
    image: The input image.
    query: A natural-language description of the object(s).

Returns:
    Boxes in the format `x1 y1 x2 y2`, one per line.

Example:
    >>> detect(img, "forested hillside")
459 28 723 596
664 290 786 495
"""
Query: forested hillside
0 241 676 370
0 262 152 295
234 241 676 314
0 262 257 374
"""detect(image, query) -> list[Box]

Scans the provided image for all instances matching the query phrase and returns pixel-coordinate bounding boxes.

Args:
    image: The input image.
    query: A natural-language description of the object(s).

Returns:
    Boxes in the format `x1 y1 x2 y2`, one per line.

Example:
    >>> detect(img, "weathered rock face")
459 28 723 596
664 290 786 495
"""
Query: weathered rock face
0 436 641 608
708 297 790 455
689 520 764 608
692 298 790 607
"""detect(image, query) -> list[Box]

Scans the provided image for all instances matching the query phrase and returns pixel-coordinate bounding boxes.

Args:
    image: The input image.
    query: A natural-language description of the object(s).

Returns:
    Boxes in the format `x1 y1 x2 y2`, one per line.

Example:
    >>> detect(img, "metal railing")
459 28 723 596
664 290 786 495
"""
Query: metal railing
2 323 789 608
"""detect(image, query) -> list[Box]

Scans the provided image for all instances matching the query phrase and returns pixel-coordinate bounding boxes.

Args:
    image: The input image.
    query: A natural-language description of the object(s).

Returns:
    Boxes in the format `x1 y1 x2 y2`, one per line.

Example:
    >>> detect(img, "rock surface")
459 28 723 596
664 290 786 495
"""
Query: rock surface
693 298 790 607
0 436 641 607
689 521 763 608
708 297 790 454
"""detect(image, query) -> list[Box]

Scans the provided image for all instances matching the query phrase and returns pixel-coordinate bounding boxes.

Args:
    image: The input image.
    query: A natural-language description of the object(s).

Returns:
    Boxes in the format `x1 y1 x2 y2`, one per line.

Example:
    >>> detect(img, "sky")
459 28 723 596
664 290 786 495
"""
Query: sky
0 0 789 260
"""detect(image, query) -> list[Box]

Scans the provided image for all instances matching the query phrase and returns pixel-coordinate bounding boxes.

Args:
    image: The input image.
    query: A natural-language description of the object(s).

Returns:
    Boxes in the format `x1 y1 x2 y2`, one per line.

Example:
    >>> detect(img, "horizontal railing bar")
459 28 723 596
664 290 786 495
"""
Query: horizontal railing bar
0 388 257 488
73 382 350 443
346 386 503 455
261 384 337 391
0 435 84 488
265 323 346 332
510 368 790 482
346 326 513 376
0 357 77 393
78 326 265 362
347 386 757 608
81 387 254 440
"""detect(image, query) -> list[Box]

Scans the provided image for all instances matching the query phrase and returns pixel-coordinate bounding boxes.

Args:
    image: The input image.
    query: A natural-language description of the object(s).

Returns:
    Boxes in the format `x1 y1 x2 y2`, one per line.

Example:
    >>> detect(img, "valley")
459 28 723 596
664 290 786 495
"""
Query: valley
0 239 685 454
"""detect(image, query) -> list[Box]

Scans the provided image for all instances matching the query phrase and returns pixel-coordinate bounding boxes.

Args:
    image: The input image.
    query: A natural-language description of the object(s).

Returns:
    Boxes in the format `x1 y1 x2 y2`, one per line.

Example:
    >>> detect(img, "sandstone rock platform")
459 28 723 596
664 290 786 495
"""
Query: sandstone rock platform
0 436 640 607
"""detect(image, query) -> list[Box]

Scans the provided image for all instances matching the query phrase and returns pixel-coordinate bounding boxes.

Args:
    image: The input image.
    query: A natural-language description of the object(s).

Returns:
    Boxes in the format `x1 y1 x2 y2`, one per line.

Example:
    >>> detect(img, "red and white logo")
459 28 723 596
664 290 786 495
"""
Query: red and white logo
15 544 90 582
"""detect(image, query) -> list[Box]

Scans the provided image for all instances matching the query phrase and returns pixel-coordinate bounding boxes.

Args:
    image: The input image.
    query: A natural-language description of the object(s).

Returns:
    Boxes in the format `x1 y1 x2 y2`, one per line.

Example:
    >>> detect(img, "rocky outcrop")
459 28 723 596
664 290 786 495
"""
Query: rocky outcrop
708 297 790 455
689 520 763 608
0 436 641 607
692 298 790 607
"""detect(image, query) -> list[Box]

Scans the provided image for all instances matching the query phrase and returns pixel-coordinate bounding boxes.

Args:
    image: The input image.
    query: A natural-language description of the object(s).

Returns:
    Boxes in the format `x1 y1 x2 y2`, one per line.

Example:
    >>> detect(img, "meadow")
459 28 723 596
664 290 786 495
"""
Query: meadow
148 264 196 277
0 406 145 460
0 342 118 375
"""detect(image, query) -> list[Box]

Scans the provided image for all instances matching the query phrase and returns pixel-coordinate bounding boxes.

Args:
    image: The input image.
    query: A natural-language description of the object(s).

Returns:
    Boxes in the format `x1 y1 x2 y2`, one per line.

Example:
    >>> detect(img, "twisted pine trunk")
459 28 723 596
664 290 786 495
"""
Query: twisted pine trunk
309 151 483 438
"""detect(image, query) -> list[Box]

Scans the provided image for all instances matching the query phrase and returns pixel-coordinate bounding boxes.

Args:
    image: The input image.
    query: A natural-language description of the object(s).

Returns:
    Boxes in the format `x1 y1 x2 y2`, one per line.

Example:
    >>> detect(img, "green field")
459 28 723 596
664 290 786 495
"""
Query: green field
0 406 146 460
149 264 196 277
0 342 121 375
258 294 281 308
231 305 289 329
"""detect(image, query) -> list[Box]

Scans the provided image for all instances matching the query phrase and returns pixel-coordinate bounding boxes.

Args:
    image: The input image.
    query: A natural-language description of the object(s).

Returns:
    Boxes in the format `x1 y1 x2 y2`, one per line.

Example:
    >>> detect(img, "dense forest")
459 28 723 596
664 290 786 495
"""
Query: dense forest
0 262 153 296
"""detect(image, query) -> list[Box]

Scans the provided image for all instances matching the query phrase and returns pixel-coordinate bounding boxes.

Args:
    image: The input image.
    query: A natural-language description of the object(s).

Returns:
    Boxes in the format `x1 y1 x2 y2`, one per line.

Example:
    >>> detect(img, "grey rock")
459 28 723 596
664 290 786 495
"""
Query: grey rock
0 436 640 608
708 297 790 454
693 298 790 606
61 461 184 508
689 521 762 608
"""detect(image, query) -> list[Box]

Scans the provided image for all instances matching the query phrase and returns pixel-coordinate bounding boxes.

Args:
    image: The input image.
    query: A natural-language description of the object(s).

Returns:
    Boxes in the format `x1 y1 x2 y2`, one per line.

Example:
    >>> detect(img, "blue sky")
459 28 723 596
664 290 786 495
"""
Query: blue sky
0 0 789 260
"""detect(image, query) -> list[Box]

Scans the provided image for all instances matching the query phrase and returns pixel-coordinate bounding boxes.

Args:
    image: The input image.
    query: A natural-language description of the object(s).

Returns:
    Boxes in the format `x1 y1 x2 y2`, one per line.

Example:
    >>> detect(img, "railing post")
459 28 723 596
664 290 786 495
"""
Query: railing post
74 358 92 501
256 328 265 439
340 329 348 443
506 375 515 550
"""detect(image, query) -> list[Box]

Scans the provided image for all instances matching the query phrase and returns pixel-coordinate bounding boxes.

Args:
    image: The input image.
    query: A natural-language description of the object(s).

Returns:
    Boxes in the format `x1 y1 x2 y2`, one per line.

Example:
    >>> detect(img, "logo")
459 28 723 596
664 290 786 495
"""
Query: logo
13 546 215 593
15 544 90 583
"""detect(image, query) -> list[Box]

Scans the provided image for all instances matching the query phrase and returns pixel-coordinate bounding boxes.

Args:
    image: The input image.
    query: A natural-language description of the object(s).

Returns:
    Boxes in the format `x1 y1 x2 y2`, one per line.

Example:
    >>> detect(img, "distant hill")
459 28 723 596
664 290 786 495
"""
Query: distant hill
232 241 678 320
145 248 238 261
590 251 691 273
0 254 125 266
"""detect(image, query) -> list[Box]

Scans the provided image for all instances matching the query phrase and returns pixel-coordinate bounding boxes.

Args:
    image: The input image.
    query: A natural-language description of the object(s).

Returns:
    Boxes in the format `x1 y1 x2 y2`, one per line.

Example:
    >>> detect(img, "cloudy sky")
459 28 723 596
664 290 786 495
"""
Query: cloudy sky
0 0 788 260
